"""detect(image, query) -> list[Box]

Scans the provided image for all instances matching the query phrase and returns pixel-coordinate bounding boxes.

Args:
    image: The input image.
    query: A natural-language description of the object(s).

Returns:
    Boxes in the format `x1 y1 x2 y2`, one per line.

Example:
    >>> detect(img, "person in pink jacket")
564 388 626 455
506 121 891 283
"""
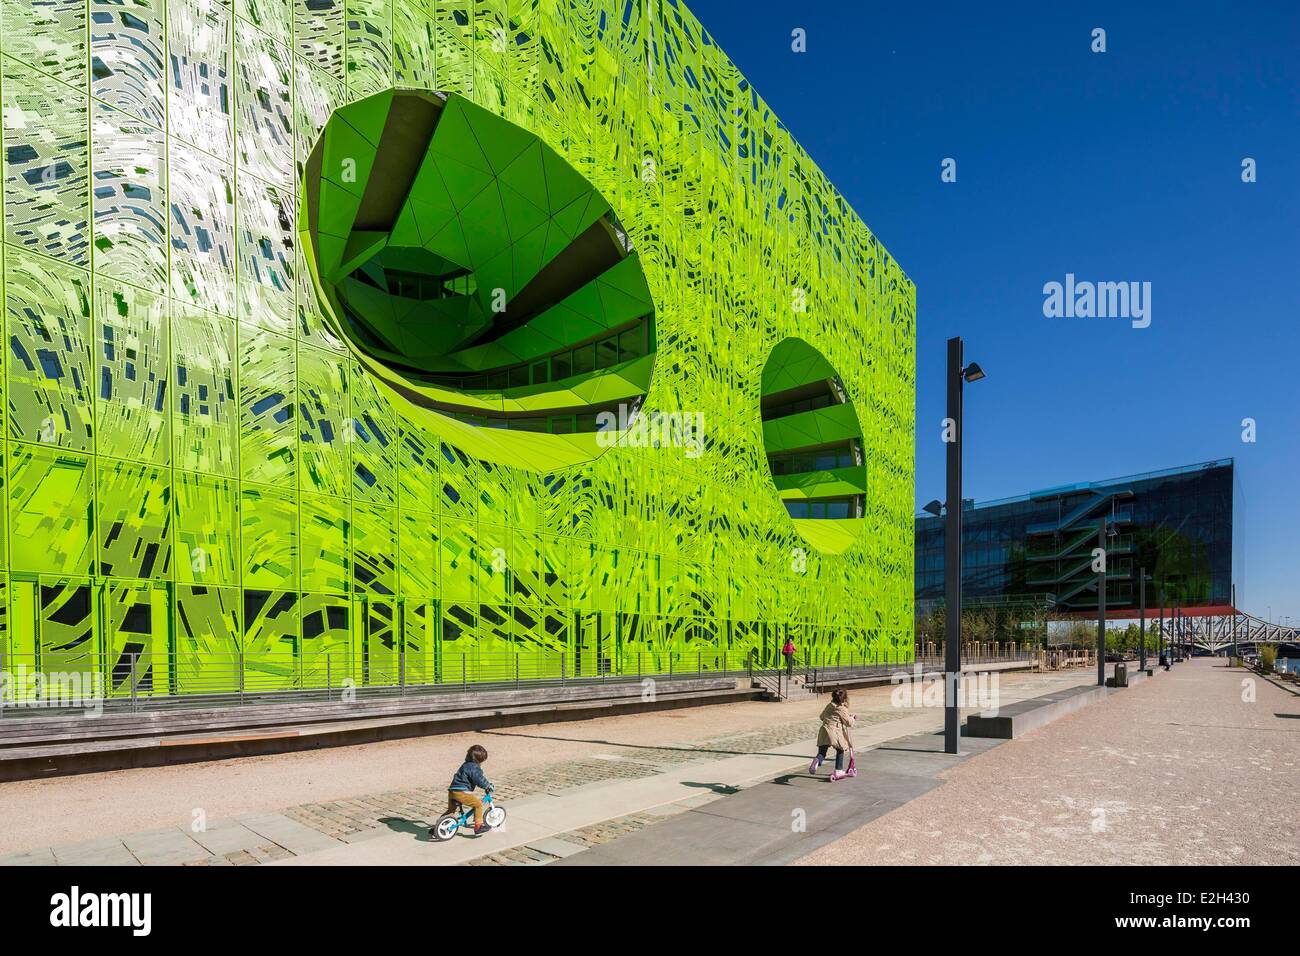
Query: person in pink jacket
782 637 797 677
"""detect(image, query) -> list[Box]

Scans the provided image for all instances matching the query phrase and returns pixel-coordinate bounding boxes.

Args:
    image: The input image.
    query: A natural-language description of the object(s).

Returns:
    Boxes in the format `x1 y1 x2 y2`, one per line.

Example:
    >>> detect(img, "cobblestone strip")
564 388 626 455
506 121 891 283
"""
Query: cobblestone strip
26 716 870 867
279 718 825 841
455 713 903 866
460 805 696 866
18 712 903 867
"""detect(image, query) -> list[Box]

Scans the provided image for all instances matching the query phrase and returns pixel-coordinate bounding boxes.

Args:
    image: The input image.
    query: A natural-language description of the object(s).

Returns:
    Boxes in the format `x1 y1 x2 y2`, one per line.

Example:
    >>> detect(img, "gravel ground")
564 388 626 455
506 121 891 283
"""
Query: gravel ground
797 660 1300 866
0 668 1065 854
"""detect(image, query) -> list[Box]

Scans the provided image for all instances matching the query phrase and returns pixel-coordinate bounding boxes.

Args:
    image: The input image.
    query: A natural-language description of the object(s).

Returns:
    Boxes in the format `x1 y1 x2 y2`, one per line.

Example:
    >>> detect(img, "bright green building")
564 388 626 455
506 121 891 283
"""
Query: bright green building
0 0 914 697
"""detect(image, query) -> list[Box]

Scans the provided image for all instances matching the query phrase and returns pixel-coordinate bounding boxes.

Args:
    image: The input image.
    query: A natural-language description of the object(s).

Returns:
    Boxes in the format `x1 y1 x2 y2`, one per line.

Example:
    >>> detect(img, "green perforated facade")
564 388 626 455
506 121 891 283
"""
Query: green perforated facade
0 0 915 697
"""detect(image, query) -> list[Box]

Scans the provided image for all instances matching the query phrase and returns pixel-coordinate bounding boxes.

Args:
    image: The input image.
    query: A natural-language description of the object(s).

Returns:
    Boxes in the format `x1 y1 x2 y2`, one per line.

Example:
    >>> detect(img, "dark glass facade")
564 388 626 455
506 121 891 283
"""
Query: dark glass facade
916 460 1238 613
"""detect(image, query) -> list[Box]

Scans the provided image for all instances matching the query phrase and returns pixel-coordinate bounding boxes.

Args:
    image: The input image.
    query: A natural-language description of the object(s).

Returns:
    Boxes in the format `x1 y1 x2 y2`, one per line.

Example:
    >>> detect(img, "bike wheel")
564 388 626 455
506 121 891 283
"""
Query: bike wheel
432 814 461 841
484 805 507 829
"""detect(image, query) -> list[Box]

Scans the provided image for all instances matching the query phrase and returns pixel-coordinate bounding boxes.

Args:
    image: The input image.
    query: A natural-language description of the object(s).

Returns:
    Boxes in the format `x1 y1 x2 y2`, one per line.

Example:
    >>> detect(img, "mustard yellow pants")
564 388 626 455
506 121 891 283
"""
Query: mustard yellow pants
447 790 484 827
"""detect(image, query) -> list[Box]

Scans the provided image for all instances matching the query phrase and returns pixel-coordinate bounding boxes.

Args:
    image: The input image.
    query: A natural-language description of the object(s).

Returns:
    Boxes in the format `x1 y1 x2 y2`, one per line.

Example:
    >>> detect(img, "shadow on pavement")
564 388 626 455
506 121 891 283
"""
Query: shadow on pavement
380 817 434 842
480 727 809 761
772 772 819 786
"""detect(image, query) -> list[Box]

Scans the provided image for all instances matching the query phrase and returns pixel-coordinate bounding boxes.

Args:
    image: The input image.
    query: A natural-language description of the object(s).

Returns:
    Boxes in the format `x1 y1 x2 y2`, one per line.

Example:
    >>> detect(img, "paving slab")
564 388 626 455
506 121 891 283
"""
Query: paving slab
50 836 139 866
236 812 344 856
0 846 56 865
188 818 270 857
525 836 587 859
120 827 212 866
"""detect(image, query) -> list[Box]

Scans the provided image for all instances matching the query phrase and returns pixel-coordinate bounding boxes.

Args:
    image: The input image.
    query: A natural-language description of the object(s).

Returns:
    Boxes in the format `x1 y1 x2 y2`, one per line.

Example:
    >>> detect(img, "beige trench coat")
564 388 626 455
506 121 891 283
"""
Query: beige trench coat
816 702 855 750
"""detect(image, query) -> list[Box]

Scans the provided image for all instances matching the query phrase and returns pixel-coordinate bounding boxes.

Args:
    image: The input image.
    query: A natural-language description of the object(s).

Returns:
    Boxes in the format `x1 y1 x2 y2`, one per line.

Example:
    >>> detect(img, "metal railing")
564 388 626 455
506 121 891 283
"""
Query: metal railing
0 643 1042 718
747 657 788 700
0 647 759 718
1036 648 1097 671
801 648 1038 693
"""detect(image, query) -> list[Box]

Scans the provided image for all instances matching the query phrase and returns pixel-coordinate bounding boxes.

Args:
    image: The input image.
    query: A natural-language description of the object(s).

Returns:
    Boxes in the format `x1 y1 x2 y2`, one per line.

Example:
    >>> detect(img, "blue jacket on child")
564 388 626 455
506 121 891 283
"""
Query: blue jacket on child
449 760 492 793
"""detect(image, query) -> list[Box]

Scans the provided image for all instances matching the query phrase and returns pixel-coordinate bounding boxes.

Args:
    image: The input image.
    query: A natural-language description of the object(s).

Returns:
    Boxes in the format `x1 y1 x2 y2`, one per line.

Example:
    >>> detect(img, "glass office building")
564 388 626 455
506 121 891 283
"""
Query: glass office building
916 460 1240 614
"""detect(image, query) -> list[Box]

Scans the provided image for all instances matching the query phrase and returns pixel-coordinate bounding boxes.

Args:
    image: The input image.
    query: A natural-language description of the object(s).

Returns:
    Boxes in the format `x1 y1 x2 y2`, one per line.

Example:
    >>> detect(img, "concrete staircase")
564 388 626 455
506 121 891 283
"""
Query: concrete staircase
785 677 818 701
750 673 818 702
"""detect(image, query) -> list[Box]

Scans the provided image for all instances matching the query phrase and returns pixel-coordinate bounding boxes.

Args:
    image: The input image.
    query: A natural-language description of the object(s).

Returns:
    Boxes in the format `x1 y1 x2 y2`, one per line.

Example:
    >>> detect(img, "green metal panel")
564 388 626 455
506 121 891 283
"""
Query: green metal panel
0 0 915 694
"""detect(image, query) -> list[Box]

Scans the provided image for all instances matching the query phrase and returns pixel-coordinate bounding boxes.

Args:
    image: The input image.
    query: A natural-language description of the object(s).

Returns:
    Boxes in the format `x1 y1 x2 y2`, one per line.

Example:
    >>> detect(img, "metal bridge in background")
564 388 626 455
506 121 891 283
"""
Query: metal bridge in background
1154 608 1300 655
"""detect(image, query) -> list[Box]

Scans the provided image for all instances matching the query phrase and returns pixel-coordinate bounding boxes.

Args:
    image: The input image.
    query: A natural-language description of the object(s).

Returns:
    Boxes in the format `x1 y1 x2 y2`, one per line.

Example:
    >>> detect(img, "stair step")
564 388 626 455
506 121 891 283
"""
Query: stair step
750 674 818 701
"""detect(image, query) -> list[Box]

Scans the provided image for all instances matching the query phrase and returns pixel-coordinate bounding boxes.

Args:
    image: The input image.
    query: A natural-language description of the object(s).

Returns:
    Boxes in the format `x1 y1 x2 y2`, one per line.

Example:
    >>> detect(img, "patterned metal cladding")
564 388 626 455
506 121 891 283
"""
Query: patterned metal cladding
0 0 915 694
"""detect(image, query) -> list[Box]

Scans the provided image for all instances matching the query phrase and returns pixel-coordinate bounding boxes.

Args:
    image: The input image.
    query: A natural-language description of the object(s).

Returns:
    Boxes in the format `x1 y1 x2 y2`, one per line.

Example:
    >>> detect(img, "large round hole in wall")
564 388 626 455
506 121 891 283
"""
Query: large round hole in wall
760 337 867 554
300 89 657 470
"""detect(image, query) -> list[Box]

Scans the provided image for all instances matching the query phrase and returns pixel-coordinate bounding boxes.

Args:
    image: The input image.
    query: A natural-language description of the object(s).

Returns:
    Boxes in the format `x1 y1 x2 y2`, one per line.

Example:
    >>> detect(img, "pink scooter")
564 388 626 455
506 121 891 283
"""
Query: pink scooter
829 750 857 782
811 748 857 781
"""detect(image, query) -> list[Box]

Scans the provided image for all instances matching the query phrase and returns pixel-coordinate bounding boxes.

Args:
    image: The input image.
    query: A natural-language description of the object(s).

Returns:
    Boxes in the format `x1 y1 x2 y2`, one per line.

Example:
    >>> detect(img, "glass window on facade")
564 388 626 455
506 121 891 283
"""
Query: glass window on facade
620 327 643 361
597 337 619 368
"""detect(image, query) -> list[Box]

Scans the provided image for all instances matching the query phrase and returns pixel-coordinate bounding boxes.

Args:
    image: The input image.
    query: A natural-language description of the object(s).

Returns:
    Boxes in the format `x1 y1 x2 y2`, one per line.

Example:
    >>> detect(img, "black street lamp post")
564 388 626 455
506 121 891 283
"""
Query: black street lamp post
941 336 985 756
1139 567 1147 673
1158 584 1166 665
1231 584 1238 662
1096 517 1107 687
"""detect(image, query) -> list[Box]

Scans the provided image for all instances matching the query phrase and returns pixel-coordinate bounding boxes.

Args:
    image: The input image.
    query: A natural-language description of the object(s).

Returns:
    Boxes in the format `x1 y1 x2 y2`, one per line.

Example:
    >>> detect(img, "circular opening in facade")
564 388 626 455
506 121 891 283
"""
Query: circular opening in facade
760 337 867 553
300 89 656 469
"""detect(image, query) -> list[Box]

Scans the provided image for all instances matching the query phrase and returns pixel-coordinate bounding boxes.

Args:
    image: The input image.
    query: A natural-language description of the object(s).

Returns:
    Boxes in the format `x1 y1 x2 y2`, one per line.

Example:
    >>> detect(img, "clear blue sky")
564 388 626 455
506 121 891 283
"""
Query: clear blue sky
689 0 1299 623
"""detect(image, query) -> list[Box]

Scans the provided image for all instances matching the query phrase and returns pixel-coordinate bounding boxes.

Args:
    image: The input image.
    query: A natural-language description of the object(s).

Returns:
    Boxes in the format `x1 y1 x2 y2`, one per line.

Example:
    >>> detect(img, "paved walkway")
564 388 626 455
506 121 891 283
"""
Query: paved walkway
0 668 1097 865
797 659 1300 865
554 731 1005 866
277 670 1097 866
